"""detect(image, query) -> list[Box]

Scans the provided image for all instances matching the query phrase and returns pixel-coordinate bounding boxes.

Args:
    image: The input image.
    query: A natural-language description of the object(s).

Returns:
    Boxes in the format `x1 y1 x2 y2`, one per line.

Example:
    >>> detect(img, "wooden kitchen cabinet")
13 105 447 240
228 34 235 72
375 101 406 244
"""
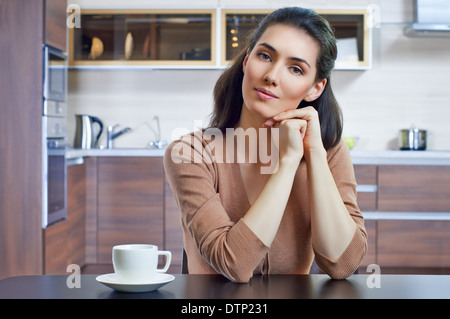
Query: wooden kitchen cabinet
1 0 45 280
66 161 87 268
96 157 165 263
72 157 450 275
353 165 378 211
0 0 68 279
353 166 378 268
44 219 69 275
44 0 67 51
353 163 450 273
378 165 450 212
378 220 450 268
44 161 87 274
354 164 450 213
164 179 184 271
359 219 377 267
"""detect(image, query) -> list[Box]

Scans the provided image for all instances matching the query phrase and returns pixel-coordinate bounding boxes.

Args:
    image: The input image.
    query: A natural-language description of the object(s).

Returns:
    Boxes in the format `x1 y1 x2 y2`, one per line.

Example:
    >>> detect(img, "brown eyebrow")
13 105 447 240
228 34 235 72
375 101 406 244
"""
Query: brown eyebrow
258 42 311 69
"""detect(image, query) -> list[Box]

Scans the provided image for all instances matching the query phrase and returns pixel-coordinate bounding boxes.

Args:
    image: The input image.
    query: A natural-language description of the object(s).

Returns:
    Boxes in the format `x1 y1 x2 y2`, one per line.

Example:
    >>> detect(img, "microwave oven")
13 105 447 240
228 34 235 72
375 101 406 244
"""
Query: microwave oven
43 45 67 116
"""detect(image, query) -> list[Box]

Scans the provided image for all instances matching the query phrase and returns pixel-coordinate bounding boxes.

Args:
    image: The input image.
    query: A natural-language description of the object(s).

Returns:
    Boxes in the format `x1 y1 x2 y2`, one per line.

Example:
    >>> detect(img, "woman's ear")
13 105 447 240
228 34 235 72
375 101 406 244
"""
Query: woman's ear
242 49 250 73
304 78 327 102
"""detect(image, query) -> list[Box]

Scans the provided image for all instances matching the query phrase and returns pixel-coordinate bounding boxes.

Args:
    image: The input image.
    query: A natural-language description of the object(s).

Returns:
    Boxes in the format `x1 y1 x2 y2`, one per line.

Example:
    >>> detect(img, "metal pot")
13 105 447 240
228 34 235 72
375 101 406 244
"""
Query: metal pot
398 128 427 150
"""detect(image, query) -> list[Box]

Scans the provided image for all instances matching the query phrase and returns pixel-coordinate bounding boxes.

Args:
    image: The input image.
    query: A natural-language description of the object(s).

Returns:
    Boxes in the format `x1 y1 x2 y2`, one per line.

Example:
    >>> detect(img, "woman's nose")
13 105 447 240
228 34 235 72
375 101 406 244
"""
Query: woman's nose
263 64 281 86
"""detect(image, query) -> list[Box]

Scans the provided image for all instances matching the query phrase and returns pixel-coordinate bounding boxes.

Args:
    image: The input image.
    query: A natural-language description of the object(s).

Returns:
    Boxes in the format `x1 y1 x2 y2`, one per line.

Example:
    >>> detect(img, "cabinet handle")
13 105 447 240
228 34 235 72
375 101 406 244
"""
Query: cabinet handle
356 185 378 193
67 157 84 166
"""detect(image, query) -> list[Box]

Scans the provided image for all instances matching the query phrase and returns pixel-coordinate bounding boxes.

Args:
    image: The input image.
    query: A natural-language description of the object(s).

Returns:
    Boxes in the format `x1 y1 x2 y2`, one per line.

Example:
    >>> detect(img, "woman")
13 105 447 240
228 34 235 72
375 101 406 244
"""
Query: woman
164 7 367 283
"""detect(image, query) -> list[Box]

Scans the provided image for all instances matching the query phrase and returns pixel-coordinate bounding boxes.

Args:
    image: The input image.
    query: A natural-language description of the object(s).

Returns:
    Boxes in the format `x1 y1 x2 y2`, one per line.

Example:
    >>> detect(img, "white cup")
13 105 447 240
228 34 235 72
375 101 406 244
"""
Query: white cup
112 244 172 283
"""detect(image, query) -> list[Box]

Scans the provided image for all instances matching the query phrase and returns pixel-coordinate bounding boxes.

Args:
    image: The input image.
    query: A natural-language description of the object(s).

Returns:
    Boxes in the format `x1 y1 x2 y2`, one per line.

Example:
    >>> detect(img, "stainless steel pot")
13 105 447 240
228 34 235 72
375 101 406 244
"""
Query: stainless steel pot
398 128 427 150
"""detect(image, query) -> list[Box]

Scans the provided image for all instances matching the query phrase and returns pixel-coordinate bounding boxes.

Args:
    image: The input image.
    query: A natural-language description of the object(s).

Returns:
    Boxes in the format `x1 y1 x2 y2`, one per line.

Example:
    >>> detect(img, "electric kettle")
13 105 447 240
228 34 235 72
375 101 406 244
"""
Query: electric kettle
73 114 103 149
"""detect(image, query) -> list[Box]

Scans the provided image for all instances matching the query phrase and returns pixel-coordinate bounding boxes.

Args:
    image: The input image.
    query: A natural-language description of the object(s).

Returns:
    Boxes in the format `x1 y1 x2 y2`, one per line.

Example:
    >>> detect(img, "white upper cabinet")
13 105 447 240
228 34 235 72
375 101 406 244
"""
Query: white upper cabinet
70 7 371 70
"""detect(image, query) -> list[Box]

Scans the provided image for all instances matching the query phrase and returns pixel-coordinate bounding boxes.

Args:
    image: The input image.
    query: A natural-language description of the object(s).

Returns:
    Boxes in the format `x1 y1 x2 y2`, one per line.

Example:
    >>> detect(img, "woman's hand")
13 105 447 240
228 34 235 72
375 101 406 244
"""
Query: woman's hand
263 106 324 161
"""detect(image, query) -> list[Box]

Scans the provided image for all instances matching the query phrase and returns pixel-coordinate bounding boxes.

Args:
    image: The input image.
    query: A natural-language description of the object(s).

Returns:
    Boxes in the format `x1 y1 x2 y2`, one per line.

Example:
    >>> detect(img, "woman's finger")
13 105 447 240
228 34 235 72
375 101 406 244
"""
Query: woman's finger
263 118 276 127
273 106 318 122
263 106 318 128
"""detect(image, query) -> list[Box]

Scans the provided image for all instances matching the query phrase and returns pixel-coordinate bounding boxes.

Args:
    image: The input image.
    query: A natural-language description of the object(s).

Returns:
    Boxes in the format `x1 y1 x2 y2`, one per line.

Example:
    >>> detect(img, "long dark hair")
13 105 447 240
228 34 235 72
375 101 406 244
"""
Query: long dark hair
209 7 342 150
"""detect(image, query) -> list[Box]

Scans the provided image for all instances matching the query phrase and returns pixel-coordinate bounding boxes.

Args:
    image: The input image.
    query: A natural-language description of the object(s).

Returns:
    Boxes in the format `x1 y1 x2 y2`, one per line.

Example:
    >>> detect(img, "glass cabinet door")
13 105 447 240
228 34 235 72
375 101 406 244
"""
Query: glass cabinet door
69 8 370 69
317 9 370 69
221 9 370 69
70 9 216 66
221 9 270 65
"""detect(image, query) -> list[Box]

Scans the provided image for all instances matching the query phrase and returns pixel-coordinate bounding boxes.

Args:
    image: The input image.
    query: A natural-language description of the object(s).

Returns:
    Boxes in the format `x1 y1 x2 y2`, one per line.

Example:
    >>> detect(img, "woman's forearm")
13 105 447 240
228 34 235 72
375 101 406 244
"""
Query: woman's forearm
306 148 356 261
242 158 299 247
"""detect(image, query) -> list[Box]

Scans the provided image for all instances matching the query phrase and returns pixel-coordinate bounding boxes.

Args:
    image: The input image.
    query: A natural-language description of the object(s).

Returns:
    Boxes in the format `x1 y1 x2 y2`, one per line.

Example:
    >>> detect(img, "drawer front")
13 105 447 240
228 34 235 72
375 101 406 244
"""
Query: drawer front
378 220 450 267
354 165 377 185
378 165 450 212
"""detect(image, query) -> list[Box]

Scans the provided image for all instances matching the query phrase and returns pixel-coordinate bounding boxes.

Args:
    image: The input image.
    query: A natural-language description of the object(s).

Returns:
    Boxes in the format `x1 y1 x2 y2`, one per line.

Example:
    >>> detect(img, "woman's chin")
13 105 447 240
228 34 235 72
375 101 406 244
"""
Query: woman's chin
251 108 279 121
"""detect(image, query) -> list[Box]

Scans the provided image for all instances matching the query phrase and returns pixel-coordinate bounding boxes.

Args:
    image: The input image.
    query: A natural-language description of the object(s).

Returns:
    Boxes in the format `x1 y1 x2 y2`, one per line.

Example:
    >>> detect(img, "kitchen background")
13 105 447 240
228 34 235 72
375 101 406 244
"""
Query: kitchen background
67 0 450 151
2 0 450 281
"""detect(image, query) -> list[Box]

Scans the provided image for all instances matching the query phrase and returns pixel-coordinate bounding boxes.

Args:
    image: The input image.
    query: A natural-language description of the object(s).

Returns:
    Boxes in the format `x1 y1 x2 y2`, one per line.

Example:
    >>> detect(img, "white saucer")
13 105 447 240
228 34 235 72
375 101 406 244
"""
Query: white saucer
96 273 175 293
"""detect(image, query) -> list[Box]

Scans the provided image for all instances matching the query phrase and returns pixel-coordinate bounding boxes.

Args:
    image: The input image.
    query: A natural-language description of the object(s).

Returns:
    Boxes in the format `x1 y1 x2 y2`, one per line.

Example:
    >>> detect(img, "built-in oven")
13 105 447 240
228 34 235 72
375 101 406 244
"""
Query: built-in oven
42 45 69 228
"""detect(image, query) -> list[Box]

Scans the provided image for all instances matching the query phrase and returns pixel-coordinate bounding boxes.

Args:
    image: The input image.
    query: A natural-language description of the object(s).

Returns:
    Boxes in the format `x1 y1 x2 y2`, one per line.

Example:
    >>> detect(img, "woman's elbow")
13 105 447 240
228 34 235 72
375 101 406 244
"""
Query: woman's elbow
327 267 357 280
226 274 252 283
221 267 254 283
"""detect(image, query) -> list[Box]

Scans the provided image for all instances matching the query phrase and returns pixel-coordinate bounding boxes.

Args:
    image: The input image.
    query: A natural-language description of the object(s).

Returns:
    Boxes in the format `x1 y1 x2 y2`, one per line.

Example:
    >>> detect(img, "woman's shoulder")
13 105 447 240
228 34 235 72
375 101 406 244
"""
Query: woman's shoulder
326 138 352 164
164 129 225 165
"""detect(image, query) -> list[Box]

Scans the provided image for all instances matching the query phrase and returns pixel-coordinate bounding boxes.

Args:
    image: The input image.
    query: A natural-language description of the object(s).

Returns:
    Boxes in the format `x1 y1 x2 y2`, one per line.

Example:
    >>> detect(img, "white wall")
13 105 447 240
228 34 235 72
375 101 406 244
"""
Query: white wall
68 0 450 150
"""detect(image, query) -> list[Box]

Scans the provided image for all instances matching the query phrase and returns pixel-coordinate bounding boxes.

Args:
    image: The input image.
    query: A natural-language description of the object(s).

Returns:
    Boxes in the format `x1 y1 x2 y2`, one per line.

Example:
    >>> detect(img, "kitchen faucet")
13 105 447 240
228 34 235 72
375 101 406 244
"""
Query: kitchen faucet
148 115 167 149
107 124 131 149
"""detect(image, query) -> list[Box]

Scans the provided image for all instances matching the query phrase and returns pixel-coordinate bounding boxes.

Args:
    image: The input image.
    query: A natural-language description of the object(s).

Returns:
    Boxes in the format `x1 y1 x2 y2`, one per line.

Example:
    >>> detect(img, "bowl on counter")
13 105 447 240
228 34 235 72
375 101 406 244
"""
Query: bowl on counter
343 136 359 150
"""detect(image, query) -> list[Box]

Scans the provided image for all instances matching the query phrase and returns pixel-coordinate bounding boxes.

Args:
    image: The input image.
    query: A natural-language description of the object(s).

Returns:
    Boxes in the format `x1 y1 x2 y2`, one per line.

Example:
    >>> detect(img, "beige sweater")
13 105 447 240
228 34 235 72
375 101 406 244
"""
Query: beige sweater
164 131 367 283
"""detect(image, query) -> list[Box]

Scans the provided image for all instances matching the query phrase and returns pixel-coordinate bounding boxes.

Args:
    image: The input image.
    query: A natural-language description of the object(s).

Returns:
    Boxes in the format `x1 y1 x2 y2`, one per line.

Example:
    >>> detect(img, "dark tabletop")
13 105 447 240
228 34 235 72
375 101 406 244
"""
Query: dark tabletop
0 274 449 299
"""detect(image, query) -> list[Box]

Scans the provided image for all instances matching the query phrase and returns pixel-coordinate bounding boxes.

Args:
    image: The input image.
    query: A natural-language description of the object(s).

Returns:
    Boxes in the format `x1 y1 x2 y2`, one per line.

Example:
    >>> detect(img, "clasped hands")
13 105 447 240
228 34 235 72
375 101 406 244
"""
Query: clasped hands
262 106 324 164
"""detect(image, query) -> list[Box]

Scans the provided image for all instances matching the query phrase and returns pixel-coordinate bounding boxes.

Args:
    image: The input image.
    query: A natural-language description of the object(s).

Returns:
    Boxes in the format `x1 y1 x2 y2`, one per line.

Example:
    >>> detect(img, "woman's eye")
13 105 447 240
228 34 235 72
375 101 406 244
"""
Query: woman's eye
289 66 304 76
257 52 271 61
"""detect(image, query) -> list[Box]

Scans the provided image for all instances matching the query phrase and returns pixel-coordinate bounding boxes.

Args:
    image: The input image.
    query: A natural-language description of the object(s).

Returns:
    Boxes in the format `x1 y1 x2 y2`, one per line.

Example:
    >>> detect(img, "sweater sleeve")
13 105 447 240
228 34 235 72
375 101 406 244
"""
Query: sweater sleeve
163 132 269 283
313 140 368 279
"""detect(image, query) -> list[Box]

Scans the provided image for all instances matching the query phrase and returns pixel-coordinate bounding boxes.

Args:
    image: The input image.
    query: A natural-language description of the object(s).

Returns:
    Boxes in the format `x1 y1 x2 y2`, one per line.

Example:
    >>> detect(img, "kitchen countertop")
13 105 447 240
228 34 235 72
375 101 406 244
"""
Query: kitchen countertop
66 147 166 159
350 150 450 165
67 147 450 165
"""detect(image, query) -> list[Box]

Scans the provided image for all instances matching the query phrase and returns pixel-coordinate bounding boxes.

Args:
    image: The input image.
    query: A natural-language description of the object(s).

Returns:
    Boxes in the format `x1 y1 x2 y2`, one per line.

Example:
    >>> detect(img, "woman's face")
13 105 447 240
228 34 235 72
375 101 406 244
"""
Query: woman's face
241 24 326 122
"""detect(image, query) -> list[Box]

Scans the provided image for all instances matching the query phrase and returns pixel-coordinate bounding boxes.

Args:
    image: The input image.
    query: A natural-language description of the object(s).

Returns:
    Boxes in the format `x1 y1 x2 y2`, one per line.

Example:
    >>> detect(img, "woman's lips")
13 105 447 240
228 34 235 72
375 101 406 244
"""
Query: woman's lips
255 88 278 100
